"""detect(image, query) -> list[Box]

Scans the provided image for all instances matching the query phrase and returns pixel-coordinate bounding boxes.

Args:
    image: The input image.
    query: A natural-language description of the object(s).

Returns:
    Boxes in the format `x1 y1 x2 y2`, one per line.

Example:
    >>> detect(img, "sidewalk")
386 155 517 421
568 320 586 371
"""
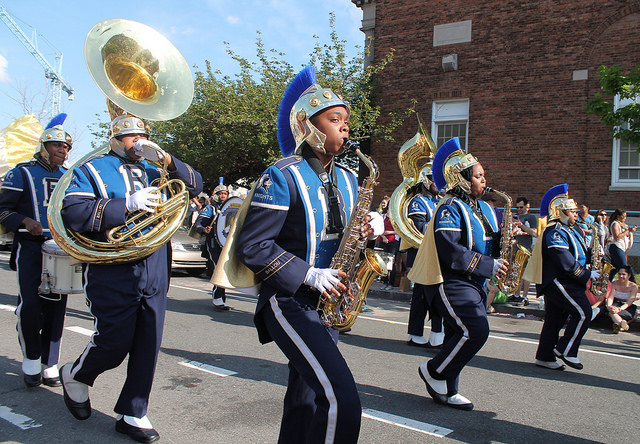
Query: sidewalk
366 280 545 318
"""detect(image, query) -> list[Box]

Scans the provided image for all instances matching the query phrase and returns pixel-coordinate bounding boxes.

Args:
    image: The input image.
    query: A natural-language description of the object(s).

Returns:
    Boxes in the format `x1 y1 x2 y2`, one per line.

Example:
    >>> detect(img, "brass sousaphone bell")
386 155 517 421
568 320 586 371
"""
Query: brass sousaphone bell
48 19 195 264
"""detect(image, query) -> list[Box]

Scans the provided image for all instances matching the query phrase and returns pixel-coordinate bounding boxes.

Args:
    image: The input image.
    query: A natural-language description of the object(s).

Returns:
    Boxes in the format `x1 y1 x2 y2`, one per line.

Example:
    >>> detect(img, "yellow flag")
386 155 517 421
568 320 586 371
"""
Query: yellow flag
0 114 42 176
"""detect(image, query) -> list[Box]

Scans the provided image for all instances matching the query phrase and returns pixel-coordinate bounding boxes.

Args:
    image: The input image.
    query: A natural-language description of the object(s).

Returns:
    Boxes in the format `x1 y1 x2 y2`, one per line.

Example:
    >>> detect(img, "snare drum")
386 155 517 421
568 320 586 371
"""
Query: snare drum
40 240 84 294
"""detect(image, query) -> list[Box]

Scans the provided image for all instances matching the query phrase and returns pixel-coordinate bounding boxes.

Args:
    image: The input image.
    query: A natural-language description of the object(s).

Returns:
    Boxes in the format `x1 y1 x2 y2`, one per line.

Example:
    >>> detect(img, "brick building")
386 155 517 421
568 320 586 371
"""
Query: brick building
351 0 640 211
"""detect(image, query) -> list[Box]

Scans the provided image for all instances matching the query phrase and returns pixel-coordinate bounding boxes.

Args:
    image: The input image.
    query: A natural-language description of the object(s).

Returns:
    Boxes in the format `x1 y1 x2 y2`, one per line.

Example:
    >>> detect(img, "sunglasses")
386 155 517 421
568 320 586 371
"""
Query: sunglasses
599 213 607 216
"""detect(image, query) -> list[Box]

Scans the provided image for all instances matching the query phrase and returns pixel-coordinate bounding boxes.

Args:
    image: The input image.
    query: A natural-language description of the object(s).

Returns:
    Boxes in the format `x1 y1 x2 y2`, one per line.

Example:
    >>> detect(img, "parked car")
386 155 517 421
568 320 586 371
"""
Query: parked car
171 226 207 275
0 224 13 250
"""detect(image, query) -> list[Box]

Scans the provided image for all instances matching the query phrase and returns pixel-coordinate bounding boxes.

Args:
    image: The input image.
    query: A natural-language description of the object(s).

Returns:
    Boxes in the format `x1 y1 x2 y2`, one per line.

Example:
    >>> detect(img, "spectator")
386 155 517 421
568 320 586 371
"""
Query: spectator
577 203 595 246
509 196 537 305
594 209 610 254
607 209 636 281
605 265 638 333
375 195 400 290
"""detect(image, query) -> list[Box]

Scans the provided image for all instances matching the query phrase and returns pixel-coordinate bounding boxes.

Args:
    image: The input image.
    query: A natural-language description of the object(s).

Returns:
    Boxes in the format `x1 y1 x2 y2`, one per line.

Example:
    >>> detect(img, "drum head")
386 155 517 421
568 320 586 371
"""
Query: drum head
215 196 244 247
41 239 65 255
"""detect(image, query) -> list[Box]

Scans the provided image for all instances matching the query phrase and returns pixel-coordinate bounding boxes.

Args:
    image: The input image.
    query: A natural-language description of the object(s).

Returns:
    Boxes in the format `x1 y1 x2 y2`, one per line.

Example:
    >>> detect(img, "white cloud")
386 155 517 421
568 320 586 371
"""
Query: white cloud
226 16 240 25
0 54 9 83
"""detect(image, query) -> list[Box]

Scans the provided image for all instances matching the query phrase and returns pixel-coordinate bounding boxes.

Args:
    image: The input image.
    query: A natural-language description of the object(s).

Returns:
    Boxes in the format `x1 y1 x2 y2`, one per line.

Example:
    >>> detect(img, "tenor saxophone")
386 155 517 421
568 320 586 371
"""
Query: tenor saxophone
317 141 386 331
485 187 532 296
586 222 615 297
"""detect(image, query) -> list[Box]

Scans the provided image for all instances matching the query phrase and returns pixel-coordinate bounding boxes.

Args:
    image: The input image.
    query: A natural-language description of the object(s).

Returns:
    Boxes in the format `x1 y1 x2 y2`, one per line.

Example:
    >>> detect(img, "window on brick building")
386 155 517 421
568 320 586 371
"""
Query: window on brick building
432 99 469 149
611 95 640 188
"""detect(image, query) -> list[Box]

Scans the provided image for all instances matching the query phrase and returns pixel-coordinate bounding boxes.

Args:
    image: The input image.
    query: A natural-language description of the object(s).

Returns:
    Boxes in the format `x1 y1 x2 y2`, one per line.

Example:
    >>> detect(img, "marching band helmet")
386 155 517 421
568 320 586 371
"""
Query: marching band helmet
277 66 350 157
540 183 577 224
38 113 73 164
432 137 479 194
213 177 228 195
418 163 433 188
108 114 151 158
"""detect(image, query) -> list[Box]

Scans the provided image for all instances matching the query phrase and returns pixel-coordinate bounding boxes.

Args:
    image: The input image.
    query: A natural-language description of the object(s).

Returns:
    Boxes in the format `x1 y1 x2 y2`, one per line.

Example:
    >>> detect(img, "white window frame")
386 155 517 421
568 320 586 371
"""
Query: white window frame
431 99 469 150
610 94 640 190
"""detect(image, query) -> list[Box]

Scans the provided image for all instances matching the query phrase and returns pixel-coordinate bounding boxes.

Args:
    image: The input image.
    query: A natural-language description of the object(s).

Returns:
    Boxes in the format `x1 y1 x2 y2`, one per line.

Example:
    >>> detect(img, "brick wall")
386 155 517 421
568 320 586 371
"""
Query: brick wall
359 0 640 211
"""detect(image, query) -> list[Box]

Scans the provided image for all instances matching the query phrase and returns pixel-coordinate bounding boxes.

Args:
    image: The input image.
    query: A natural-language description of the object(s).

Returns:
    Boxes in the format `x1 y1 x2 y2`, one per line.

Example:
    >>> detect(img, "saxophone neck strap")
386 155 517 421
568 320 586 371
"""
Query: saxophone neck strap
302 145 344 235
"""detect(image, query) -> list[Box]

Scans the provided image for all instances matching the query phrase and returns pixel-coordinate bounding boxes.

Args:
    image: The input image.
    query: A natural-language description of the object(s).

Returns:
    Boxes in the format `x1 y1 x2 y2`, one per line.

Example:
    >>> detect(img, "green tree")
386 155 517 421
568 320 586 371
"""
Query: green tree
585 64 640 147
150 13 412 191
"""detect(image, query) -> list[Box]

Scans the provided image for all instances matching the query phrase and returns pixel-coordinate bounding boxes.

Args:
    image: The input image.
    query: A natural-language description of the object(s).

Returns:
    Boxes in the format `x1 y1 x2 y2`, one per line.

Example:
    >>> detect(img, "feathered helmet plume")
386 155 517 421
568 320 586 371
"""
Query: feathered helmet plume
432 137 478 193
38 113 73 162
540 183 576 223
277 66 350 156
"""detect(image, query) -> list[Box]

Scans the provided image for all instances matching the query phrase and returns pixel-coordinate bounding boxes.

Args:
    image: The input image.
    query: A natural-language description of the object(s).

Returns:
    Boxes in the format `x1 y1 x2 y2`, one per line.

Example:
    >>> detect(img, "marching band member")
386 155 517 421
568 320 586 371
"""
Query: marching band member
531 184 598 371
0 114 72 388
194 178 231 310
406 167 444 348
408 137 507 411
235 66 382 444
59 114 202 442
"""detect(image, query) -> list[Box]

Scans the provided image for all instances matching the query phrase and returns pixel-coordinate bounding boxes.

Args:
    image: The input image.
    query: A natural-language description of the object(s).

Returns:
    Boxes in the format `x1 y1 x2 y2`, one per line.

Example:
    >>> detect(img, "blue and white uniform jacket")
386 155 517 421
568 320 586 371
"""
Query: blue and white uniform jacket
0 156 64 242
236 155 358 337
433 196 499 288
408 194 438 235
61 151 202 249
194 202 223 249
540 221 590 293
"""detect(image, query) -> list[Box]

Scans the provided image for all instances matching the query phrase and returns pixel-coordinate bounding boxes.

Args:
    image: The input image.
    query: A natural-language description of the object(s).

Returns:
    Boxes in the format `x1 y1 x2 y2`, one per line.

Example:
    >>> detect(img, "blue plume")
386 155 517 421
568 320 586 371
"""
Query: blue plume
540 183 568 218
277 66 317 156
45 113 67 129
219 177 224 184
432 137 461 191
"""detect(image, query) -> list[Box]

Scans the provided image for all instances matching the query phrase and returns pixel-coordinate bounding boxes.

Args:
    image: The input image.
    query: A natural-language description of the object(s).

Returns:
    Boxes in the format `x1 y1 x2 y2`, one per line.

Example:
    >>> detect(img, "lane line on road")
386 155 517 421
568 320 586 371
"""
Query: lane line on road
65 326 94 336
362 408 452 437
168 284 640 362
179 360 238 377
0 304 15 312
0 405 42 430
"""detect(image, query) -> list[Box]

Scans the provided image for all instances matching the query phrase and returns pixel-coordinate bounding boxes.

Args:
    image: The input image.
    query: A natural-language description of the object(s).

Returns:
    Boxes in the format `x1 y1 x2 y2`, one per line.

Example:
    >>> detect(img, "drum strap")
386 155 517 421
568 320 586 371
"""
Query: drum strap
302 145 344 235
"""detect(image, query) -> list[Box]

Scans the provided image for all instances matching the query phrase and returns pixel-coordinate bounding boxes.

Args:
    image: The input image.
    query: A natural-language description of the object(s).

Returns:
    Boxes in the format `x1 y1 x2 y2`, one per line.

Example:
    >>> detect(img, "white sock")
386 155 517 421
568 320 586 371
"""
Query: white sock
22 358 41 376
118 414 153 429
213 298 224 306
42 364 59 379
61 364 89 402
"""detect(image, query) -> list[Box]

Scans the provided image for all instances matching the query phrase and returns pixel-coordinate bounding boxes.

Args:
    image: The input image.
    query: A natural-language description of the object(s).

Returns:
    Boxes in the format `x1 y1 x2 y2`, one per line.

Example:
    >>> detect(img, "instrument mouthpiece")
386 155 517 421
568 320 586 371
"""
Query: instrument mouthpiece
344 140 360 152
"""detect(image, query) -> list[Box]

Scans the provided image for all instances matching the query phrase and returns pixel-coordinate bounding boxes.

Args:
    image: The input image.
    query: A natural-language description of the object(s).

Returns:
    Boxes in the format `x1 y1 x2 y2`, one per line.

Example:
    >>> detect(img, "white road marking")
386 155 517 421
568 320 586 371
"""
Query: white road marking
0 405 42 430
362 408 452 437
179 360 238 377
0 304 16 312
65 326 94 336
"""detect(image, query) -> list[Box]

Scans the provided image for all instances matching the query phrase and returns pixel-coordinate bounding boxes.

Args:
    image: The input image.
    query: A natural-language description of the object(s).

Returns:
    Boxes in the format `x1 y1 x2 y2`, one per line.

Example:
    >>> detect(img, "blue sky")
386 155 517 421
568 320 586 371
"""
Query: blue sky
0 0 364 161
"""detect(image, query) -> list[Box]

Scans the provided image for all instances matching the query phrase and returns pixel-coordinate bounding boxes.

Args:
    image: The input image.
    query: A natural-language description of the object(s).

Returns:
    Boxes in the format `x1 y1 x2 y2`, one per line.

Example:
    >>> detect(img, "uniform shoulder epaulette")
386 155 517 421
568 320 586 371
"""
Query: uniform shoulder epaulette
274 155 303 170
15 159 37 168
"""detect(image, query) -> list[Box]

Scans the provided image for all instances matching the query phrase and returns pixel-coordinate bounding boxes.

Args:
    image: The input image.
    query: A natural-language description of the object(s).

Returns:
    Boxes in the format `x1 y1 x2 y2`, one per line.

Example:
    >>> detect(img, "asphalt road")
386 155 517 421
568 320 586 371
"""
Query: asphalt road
0 250 638 444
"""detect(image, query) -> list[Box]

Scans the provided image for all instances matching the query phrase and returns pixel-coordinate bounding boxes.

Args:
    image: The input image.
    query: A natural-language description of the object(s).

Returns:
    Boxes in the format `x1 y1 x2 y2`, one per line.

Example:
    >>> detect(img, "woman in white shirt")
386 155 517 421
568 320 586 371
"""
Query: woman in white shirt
607 209 637 281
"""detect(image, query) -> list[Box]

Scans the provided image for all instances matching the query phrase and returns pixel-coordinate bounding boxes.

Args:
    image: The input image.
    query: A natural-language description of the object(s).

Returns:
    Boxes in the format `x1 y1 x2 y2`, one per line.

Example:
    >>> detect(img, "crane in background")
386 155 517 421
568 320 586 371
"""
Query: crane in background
0 5 74 120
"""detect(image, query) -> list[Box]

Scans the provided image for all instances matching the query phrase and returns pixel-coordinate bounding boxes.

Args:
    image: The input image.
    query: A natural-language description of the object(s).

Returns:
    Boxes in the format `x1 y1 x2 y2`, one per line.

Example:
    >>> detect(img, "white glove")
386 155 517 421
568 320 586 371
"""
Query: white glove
492 258 506 275
133 140 167 163
366 211 384 239
125 187 161 213
304 267 341 294
590 270 601 280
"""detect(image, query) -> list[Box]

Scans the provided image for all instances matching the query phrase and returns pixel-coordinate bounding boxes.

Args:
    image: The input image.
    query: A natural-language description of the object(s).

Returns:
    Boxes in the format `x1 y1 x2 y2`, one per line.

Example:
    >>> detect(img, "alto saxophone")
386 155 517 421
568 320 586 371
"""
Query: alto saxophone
485 187 532 296
317 141 386 331
586 222 615 297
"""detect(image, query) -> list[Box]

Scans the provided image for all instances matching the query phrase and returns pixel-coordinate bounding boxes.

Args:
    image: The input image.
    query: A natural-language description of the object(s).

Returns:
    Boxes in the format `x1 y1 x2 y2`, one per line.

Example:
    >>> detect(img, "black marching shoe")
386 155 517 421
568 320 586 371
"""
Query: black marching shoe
42 375 62 387
418 363 448 405
61 365 91 420
116 418 160 443
23 373 42 388
554 349 583 370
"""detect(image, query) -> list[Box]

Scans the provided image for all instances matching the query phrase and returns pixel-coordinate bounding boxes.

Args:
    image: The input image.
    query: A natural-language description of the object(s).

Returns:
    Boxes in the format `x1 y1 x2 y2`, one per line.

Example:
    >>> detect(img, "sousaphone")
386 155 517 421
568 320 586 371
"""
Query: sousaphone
48 19 194 264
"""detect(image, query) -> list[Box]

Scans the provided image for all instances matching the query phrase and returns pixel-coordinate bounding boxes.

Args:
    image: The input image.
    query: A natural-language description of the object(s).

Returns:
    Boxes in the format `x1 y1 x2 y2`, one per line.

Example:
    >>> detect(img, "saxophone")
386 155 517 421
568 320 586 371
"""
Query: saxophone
317 141 386 331
485 187 532 296
586 222 615 297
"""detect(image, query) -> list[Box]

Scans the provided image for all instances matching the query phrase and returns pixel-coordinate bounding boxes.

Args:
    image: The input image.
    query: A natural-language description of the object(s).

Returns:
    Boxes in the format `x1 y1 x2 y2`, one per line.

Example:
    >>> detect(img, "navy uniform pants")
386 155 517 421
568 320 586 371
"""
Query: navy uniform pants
407 283 443 337
536 280 591 361
427 282 489 395
15 239 67 366
207 239 226 302
261 293 361 444
69 252 168 418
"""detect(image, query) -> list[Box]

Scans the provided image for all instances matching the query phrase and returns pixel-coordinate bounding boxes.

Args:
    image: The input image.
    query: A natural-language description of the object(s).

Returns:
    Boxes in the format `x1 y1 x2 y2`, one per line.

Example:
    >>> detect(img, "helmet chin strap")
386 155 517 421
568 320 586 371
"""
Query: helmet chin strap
109 138 129 159
302 121 328 156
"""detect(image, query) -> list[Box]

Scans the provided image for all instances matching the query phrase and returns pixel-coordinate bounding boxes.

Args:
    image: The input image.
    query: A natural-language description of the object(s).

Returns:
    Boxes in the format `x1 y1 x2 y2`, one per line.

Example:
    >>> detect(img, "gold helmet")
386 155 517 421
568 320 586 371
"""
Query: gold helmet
432 137 478 193
277 66 349 156
38 113 73 164
540 183 577 224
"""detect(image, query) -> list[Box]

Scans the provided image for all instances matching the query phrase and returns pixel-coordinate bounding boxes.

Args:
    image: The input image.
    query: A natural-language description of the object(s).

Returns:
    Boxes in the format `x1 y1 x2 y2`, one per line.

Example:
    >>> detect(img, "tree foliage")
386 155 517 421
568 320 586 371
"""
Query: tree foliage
585 64 640 147
147 13 413 192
